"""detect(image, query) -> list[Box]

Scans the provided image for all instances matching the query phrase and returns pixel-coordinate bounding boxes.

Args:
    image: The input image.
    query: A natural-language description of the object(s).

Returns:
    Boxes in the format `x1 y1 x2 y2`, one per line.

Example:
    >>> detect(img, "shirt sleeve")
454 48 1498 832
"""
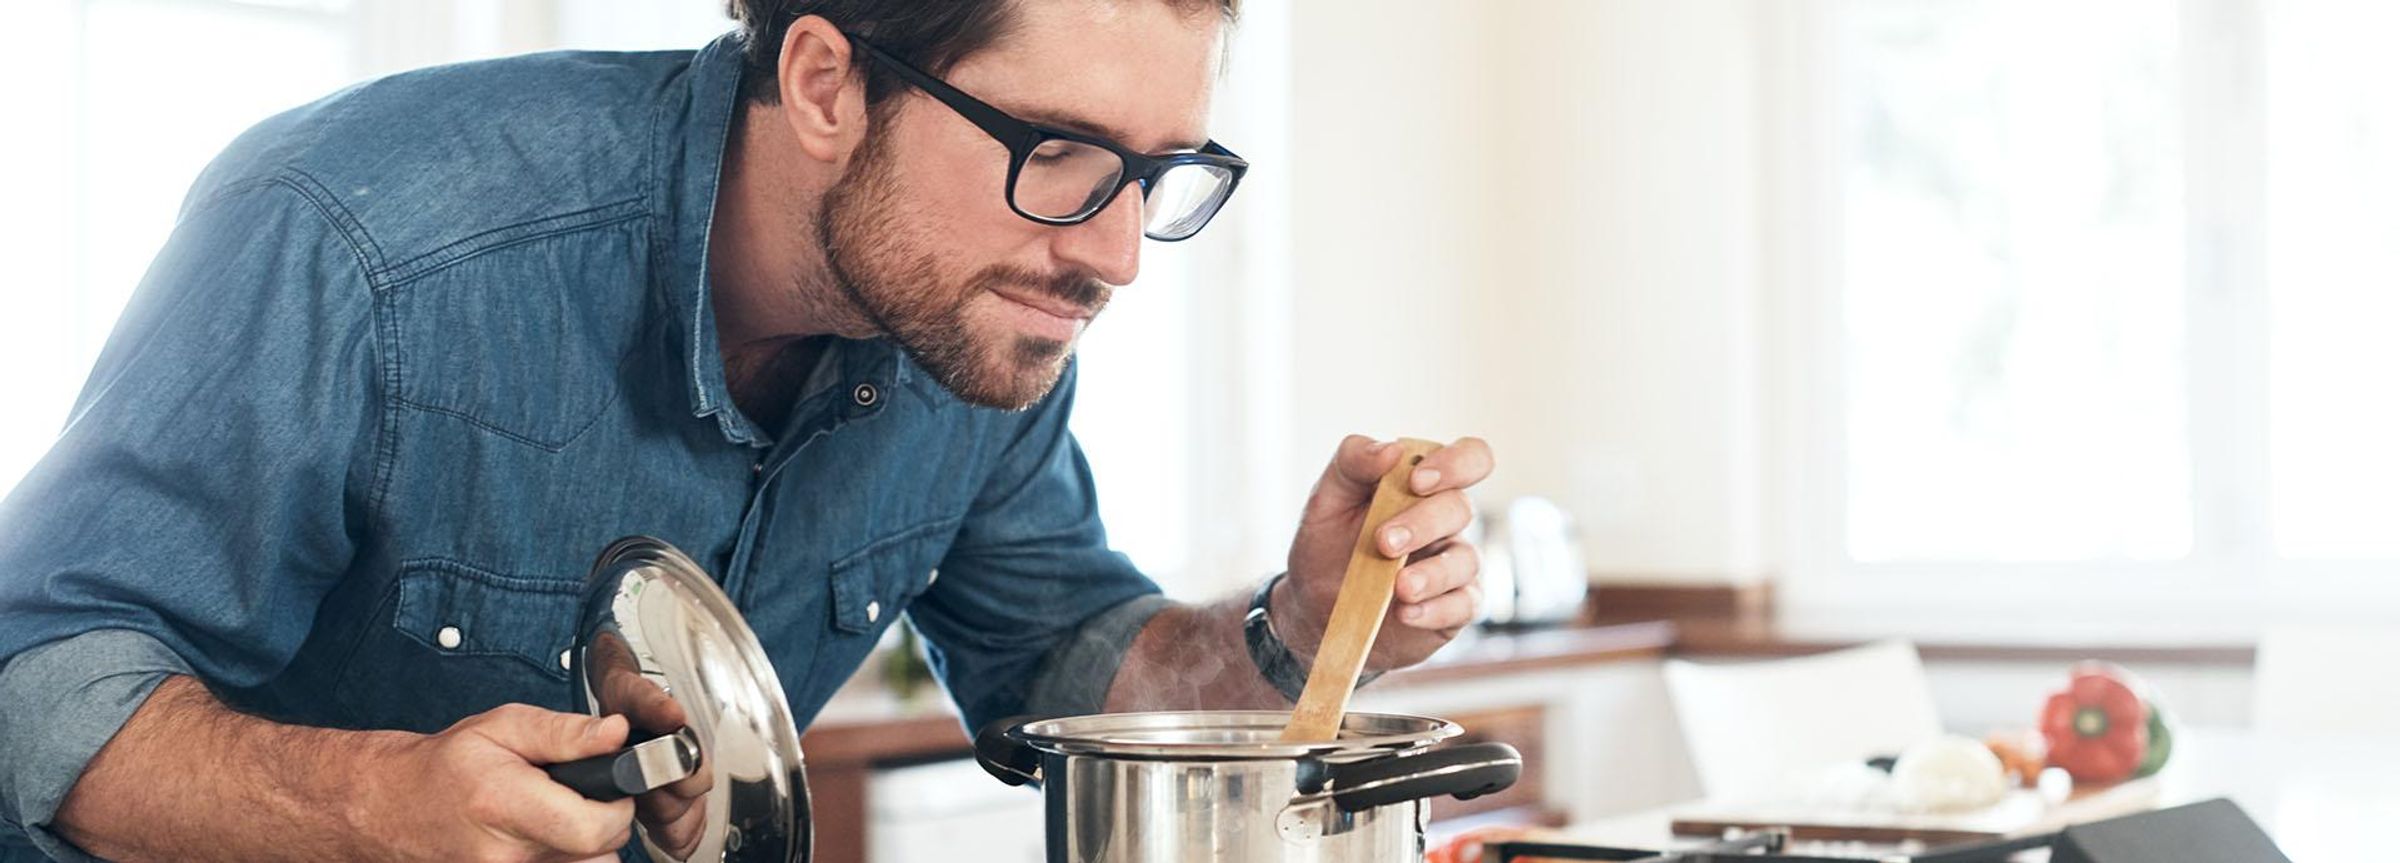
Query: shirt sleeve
902 361 1168 731
0 174 379 852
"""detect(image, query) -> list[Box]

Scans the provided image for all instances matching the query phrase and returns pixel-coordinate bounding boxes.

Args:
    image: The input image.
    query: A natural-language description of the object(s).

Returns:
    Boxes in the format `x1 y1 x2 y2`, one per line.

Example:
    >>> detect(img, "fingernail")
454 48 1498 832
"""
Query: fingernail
1366 439 1391 453
1401 604 1424 623
1413 468 1441 492
587 716 611 739
1403 573 1425 600
1383 525 1412 554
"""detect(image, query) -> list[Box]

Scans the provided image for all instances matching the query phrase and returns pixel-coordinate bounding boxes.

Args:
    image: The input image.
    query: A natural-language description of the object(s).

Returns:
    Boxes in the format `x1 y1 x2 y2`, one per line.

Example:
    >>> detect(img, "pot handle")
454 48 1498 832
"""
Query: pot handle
972 715 1045 787
1323 742 1521 813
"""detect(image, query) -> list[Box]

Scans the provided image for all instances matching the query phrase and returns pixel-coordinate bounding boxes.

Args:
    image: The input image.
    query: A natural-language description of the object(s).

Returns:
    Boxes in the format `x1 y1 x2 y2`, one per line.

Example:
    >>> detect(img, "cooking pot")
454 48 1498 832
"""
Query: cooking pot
974 710 1521 862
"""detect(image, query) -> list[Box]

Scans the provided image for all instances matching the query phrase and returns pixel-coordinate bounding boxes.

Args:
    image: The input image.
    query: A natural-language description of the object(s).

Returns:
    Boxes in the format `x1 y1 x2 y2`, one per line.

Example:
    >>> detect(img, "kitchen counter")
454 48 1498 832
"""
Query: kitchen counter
799 605 2260 861
798 619 1676 862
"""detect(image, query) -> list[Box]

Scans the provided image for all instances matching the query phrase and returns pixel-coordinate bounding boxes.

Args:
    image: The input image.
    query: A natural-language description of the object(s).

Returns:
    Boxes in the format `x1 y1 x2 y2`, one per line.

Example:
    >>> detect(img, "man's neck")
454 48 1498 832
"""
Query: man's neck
709 101 876 424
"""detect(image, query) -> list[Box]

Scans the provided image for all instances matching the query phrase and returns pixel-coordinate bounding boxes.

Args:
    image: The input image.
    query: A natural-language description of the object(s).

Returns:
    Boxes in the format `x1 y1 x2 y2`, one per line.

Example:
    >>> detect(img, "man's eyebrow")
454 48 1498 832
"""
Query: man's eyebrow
1017 108 1208 154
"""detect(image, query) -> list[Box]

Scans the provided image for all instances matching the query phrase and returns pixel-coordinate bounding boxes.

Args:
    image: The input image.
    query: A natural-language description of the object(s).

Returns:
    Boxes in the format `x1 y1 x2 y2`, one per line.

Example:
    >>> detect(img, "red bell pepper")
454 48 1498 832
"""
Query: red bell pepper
2040 664 2150 783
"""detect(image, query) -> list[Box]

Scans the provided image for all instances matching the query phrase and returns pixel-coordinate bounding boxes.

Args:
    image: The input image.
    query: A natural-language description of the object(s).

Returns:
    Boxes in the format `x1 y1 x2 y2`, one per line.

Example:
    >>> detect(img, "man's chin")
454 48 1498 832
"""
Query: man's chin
915 335 1075 412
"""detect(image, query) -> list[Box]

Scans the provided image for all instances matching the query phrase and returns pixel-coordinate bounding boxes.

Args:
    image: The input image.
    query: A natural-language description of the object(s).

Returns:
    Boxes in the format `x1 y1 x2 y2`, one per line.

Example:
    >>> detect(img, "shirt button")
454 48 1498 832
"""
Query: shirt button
559 649 573 670
852 383 879 407
864 600 882 624
927 567 939 586
436 625 462 650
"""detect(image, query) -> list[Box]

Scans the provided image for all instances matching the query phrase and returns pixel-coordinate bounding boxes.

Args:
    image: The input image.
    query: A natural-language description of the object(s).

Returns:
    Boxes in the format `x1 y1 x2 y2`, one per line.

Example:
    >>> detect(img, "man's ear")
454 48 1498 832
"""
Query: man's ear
777 15 869 164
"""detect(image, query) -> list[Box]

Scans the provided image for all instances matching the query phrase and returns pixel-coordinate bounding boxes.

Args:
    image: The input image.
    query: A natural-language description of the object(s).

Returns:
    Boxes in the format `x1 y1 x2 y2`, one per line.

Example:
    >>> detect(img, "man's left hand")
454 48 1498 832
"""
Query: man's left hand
1275 435 1495 674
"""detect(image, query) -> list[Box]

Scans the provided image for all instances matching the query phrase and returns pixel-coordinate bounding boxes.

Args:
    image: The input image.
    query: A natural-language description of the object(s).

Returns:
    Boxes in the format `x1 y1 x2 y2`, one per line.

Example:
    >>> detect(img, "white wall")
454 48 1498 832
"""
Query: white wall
1281 0 1773 584
1285 1 1499 492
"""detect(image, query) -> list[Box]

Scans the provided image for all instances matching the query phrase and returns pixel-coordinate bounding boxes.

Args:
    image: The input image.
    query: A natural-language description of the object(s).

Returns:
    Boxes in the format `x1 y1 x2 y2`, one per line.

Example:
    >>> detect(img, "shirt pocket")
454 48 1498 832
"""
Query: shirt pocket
827 517 960 636
334 559 585 731
390 559 583 678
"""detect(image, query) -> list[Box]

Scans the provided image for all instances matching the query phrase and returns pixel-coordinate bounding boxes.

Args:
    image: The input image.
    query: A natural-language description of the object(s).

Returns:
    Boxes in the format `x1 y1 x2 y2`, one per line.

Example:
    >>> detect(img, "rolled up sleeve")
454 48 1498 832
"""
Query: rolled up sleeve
0 631 193 861
0 175 379 851
901 362 1166 732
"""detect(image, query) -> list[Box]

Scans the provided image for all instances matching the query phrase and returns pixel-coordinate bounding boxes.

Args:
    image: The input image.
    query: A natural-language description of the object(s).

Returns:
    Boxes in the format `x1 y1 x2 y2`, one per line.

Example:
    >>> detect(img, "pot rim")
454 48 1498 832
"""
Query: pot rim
1007 709 1462 760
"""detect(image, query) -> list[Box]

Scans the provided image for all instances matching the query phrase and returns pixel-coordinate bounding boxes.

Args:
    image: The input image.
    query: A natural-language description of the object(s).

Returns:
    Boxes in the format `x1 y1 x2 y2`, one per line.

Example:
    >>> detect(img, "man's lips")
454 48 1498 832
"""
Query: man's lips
989 287 1096 323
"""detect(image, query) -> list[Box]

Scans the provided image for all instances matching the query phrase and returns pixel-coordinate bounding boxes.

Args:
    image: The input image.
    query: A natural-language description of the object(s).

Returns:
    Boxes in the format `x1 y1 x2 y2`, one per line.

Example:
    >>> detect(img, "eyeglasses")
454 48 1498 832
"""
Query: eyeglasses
850 35 1248 242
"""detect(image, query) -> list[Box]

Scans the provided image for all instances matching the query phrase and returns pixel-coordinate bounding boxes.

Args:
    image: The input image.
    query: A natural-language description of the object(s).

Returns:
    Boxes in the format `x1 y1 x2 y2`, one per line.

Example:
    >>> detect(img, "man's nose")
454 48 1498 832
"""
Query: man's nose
1048 185 1143 287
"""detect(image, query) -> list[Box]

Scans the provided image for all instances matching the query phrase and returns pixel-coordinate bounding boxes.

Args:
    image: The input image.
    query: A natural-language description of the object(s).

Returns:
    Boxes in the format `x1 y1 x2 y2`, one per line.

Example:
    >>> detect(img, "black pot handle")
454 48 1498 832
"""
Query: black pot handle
1324 742 1521 813
972 715 1045 787
544 728 698 801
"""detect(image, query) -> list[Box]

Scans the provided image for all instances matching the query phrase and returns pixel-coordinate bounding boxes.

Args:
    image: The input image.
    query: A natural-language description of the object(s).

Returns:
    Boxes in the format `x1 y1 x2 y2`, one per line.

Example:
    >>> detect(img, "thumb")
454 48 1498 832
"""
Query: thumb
1301 435 1405 525
479 707 628 766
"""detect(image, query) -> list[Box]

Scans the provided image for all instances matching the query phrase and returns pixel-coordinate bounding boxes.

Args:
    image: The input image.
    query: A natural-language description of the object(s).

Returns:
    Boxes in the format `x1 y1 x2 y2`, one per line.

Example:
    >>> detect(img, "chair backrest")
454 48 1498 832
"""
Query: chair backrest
2253 624 2400 737
1662 639 1945 799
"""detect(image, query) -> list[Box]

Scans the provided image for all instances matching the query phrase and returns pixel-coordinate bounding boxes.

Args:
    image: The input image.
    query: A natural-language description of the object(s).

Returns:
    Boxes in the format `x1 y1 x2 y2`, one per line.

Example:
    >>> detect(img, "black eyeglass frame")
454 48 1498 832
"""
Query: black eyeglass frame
848 35 1249 241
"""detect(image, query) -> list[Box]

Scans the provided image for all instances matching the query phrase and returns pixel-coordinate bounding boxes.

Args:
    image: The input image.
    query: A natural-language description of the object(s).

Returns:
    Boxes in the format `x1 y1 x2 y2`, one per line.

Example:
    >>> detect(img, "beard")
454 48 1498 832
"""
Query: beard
815 132 1112 411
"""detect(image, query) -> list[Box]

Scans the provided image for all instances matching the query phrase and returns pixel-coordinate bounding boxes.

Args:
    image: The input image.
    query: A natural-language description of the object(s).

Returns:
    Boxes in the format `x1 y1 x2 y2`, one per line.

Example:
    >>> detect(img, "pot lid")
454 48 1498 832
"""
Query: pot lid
567 536 811 863
1011 710 1460 760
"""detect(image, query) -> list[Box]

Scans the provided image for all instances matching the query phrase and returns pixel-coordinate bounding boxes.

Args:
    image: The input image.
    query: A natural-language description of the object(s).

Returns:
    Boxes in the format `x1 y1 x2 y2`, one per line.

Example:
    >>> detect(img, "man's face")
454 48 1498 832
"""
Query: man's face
819 0 1223 411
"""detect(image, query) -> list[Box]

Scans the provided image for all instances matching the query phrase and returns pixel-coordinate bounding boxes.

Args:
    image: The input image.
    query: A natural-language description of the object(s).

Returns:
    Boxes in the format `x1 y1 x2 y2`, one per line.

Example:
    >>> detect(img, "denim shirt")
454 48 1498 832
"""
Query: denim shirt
0 34 1166 860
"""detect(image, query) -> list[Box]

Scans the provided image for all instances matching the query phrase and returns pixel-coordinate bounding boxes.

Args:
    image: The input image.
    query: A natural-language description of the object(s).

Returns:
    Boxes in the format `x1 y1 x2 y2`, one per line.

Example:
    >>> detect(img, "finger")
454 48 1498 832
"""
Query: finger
1396 542 1479 604
1395 580 1483 631
643 799 709 859
1301 435 1406 524
1409 436 1495 495
1375 489 1474 558
635 769 706 825
601 666 688 735
489 762 637 857
476 705 629 766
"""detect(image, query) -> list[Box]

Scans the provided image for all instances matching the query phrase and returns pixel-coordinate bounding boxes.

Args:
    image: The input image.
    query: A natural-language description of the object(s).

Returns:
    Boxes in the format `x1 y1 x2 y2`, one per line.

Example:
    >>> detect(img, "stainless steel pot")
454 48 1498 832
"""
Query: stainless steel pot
973 710 1520 862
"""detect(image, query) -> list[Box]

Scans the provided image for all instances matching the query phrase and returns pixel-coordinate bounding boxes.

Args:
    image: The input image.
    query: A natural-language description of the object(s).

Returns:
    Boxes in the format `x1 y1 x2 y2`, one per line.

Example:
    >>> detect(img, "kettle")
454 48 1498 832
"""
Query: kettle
1475 497 1590 628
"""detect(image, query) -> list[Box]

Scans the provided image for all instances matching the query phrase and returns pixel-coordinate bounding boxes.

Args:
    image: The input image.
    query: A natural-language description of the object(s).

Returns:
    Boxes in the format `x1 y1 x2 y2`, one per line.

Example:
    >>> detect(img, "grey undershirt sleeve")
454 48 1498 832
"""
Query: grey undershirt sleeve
0 629 194 863
1021 594 1176 719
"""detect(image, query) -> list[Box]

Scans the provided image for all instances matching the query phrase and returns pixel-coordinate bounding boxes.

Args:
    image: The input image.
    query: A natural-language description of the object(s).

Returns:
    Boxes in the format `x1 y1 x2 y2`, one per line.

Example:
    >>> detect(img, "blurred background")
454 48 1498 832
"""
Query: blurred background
2 0 2395 858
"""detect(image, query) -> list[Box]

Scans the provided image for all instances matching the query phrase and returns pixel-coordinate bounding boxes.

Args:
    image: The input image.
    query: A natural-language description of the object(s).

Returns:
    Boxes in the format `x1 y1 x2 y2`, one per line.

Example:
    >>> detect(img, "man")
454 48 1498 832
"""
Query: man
0 0 1492 860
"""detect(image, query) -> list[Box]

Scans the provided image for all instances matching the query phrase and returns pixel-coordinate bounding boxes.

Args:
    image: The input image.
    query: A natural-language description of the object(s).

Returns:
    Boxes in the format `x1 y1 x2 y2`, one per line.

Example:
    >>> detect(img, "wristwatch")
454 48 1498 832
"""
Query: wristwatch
1244 572 1381 702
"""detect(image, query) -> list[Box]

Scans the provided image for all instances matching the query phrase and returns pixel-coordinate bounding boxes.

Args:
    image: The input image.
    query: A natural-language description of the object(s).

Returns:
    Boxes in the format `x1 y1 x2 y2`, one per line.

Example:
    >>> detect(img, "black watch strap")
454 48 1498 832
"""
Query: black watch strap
1245 572 1380 703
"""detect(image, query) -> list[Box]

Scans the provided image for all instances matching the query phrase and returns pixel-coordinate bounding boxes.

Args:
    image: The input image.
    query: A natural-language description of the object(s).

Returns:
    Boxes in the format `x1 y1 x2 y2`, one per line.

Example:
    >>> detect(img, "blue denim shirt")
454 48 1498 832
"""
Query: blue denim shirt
0 34 1168 860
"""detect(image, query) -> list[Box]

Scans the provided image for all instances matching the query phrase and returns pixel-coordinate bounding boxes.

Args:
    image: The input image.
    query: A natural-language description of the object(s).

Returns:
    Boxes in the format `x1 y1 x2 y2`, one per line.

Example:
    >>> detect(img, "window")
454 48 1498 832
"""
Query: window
1805 0 2399 595
1837 0 2190 563
2262 0 2400 560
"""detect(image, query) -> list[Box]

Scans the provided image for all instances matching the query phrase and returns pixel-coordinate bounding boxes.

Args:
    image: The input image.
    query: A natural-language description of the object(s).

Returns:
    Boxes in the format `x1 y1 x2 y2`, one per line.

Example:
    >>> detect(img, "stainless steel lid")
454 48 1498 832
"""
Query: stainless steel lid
568 537 811 863
1010 710 1461 760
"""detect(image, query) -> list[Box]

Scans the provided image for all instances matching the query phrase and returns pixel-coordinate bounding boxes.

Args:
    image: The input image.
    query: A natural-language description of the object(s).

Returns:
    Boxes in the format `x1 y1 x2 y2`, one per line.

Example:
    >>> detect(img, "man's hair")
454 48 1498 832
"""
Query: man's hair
724 0 1238 106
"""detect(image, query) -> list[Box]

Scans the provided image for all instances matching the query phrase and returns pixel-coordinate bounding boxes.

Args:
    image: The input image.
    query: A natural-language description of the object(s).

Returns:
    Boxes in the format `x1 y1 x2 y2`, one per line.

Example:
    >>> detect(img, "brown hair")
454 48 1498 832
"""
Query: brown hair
724 0 1238 105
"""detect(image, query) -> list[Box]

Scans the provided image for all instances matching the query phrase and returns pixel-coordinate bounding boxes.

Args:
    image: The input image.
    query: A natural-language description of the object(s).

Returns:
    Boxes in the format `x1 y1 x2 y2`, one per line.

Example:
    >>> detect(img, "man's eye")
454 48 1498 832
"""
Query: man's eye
1029 141 1075 164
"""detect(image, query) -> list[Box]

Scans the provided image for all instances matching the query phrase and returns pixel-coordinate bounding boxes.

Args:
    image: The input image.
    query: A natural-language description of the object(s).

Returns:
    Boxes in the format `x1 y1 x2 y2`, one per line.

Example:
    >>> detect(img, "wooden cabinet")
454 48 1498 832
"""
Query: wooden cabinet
1428 703 1553 824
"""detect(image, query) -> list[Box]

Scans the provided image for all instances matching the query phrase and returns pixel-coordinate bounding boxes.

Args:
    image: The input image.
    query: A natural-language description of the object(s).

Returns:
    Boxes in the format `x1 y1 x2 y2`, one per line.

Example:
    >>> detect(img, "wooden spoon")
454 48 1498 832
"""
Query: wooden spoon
1281 437 1443 742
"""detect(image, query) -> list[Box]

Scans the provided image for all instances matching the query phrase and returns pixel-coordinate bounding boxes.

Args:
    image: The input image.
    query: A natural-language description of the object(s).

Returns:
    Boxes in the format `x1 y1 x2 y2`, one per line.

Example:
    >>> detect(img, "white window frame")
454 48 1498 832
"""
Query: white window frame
1766 0 2400 623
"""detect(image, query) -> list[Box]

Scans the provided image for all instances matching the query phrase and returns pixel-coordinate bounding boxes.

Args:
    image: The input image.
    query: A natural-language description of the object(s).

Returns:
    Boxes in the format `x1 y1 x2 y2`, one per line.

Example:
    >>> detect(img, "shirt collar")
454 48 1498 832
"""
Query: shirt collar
655 32 751 444
656 35 926 447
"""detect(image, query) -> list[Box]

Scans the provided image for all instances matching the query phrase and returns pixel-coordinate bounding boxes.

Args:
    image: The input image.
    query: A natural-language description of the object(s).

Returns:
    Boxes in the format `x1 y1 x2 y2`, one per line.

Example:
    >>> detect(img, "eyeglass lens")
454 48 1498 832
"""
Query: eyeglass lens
1012 139 1234 239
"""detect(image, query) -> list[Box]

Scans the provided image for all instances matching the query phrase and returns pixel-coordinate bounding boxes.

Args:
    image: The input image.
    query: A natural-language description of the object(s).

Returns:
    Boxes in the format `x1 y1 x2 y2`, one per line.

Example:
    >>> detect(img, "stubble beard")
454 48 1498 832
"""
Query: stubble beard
816 132 1113 412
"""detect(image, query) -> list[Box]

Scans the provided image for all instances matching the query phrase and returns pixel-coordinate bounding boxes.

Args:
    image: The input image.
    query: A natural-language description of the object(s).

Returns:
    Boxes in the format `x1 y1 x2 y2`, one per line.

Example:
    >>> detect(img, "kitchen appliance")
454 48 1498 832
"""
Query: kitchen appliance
549 536 813 862
1475 497 1591 628
974 709 1521 862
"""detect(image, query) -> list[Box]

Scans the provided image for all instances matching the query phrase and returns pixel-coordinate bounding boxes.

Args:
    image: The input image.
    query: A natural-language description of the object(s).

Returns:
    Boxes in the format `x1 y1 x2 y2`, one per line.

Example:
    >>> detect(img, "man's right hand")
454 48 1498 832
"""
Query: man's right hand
352 704 637 863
